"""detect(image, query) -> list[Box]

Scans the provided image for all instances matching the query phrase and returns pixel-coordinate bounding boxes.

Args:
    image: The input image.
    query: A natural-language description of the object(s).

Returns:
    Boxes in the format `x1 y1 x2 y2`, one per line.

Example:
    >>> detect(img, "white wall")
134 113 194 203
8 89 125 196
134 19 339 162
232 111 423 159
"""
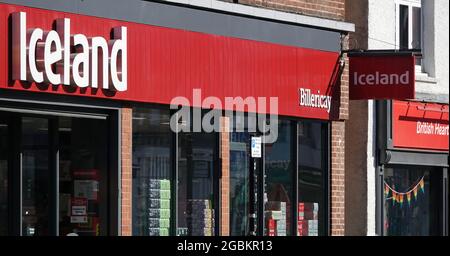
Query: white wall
417 0 449 103
366 0 398 236
434 0 449 99
364 0 449 236
368 0 396 50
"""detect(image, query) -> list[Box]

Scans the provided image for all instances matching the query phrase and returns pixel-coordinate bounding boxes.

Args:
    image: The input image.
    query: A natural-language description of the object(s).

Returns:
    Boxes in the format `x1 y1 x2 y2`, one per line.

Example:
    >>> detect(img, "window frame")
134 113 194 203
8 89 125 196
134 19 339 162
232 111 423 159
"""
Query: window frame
395 0 422 69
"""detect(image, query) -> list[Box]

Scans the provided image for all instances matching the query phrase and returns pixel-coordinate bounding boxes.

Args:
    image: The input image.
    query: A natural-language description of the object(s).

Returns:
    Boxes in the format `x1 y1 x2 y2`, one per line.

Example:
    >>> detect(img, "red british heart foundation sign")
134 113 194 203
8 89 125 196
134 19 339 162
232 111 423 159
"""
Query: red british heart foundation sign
392 100 449 151
349 54 416 100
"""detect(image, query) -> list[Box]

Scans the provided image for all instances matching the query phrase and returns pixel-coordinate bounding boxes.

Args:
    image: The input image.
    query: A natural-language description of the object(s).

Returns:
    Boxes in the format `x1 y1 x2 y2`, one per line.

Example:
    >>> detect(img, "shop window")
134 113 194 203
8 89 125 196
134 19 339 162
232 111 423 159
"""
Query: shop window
58 117 108 236
229 114 252 236
132 107 172 236
264 119 294 236
177 131 218 236
383 166 443 236
0 116 8 235
297 121 327 236
132 106 219 236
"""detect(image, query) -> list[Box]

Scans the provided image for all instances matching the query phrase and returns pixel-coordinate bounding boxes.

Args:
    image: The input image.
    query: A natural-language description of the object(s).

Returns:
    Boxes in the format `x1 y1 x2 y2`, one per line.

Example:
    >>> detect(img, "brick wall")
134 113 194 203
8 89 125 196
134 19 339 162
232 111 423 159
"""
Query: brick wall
331 121 345 235
220 116 231 236
330 56 348 236
340 56 349 120
221 0 345 21
121 107 133 236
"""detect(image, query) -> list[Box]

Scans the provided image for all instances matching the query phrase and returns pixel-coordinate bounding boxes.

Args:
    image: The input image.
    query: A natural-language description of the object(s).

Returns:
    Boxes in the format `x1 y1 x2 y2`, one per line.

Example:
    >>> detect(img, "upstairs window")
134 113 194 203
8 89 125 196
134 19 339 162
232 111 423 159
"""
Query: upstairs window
396 1 422 65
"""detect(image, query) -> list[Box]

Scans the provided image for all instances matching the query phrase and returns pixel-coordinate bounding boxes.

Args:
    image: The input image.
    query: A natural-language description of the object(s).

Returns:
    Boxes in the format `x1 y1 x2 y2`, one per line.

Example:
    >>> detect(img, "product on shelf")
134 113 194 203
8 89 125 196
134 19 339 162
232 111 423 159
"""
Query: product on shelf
297 202 319 236
148 228 169 236
148 218 170 228
147 178 171 236
265 210 282 220
187 199 214 236
148 208 171 219
267 219 276 236
265 201 287 236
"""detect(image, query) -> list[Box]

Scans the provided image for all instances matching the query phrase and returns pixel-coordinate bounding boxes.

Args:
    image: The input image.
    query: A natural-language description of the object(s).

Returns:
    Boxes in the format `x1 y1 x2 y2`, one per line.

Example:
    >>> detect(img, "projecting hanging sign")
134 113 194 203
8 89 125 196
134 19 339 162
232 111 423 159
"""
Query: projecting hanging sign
349 54 416 100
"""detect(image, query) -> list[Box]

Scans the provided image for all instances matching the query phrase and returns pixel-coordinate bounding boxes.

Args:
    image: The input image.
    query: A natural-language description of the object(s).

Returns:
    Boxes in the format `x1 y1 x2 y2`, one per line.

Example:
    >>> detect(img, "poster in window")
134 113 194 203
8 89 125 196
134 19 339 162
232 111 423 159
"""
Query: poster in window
74 180 99 200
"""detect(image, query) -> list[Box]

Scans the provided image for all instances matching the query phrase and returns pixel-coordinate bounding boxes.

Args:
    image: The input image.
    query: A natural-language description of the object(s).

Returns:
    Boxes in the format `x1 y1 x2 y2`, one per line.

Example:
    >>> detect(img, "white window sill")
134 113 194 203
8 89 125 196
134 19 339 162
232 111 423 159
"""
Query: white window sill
415 72 437 84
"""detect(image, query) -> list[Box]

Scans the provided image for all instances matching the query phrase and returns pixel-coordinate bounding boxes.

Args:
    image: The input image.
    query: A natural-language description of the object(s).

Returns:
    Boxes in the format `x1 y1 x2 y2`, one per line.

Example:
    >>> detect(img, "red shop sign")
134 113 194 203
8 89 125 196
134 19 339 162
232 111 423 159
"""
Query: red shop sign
349 54 415 100
0 3 340 120
392 100 449 151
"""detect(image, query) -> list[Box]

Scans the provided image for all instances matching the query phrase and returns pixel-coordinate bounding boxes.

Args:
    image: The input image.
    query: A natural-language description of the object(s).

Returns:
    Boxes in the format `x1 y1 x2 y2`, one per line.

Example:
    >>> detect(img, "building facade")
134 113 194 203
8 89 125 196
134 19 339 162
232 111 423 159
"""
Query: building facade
345 0 449 236
0 0 353 236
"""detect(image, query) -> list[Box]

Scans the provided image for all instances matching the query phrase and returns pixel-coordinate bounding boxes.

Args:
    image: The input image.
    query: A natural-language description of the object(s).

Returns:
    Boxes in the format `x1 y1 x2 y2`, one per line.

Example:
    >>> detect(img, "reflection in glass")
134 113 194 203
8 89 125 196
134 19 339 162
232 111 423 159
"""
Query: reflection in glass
264 120 293 236
132 107 172 236
22 117 49 236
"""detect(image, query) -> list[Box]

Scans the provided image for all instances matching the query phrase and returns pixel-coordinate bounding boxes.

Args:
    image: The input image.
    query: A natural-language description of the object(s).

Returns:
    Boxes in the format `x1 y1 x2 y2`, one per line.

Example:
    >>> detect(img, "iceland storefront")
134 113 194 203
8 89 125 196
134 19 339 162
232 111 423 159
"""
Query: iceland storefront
0 1 352 236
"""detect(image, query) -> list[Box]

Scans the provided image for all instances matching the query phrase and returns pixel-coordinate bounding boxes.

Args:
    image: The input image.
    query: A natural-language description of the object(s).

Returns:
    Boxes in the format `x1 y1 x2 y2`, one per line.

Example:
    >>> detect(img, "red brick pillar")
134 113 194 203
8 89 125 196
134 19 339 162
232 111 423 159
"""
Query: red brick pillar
220 116 230 236
331 121 345 235
330 54 348 236
121 107 132 236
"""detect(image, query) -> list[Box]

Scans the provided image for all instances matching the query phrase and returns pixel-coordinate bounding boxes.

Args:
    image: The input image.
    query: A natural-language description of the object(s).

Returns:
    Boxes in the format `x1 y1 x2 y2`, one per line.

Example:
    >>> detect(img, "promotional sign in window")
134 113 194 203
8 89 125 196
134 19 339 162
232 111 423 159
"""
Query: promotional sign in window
349 54 416 100
392 100 449 151
70 197 88 224
251 137 262 158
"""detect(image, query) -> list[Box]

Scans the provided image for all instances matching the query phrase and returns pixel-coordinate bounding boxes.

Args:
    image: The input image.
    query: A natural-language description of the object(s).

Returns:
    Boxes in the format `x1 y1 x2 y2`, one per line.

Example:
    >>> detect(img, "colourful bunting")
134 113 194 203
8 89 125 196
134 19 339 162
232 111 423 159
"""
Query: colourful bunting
384 176 425 207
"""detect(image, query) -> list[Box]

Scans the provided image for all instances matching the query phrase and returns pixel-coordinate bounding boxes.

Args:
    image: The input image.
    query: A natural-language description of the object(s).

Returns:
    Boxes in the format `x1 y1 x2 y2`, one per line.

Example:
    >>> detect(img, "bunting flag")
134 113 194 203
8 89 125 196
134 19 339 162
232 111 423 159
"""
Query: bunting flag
384 184 390 196
399 194 404 207
419 179 425 193
384 176 425 207
391 192 397 205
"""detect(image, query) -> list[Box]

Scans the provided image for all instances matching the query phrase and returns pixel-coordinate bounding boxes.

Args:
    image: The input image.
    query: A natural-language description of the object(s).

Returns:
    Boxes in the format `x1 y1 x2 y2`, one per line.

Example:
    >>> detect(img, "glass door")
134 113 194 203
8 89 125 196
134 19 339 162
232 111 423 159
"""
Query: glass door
58 117 108 236
0 105 116 236
21 117 51 236
0 114 9 235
